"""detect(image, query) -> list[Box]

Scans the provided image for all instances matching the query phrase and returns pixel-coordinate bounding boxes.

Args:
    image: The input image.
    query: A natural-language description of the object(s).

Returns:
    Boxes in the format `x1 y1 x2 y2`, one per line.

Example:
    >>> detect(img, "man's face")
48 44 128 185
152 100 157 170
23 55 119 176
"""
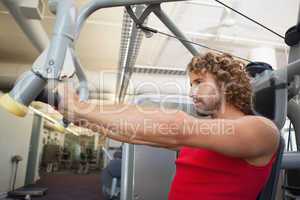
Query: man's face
189 72 222 115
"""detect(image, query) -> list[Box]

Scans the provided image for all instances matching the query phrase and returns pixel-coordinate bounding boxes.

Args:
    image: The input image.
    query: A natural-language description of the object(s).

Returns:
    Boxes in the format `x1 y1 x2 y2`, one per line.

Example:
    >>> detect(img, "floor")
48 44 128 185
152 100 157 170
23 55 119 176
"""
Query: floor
33 173 104 200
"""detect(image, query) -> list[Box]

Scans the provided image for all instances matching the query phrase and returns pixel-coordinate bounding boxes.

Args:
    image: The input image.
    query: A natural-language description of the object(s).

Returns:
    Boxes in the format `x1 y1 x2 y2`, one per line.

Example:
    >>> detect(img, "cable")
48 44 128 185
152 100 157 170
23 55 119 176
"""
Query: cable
157 30 251 62
214 0 285 39
287 121 292 151
139 25 252 63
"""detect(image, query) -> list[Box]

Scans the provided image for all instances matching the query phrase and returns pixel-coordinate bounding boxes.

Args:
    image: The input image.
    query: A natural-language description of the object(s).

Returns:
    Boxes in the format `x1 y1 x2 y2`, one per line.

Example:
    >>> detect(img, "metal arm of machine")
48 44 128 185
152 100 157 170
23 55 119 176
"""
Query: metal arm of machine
152 4 199 56
70 48 89 101
39 0 76 79
282 152 300 169
0 0 82 117
75 0 188 38
0 0 191 117
125 4 199 56
1 0 300 136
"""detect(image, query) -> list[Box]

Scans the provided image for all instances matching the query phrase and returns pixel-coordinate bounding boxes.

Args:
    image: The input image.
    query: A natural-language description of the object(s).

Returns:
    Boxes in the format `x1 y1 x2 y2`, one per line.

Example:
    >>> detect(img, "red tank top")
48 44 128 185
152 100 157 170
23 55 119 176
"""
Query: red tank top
168 147 276 200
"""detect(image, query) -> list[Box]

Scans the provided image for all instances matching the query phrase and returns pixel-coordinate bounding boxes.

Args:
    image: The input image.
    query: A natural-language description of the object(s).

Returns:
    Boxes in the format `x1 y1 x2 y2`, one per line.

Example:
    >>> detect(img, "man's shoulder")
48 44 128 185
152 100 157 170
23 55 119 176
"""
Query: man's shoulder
238 115 277 128
236 115 279 139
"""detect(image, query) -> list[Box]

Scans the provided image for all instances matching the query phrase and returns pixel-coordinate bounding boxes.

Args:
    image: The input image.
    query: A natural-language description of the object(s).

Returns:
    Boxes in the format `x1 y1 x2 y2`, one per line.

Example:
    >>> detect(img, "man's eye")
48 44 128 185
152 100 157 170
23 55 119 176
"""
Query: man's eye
191 80 203 87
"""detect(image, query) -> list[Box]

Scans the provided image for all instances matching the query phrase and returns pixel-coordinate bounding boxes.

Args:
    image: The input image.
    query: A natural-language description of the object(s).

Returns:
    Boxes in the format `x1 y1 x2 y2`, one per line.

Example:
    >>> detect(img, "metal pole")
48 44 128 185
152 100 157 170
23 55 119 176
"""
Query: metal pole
276 59 300 86
12 162 18 191
43 0 77 79
76 0 187 38
152 5 199 56
2 0 49 52
282 152 300 169
288 3 300 63
285 2 300 157
4 0 77 110
25 114 43 185
287 100 300 148
116 6 145 103
70 48 89 101
120 144 135 200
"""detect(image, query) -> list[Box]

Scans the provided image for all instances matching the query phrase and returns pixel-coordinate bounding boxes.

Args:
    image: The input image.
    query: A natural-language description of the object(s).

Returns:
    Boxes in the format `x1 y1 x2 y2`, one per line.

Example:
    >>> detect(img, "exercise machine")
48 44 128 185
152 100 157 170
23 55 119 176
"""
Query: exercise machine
7 155 48 199
101 147 122 200
1 0 300 199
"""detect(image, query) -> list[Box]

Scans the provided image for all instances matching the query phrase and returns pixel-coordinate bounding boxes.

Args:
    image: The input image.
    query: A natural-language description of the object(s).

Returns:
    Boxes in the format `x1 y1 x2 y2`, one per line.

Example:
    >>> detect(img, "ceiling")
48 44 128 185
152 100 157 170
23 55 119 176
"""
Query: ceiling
0 0 299 100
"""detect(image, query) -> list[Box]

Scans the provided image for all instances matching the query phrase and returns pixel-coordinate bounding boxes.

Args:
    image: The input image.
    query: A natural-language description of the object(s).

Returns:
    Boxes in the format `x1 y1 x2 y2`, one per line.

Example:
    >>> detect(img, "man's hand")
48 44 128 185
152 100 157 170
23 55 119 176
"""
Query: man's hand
55 83 182 150
56 83 83 123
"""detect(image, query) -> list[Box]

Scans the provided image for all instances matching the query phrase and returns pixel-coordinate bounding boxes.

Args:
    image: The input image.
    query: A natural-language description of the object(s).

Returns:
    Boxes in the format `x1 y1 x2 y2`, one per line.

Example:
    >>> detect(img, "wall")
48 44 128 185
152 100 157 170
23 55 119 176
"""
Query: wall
0 107 33 193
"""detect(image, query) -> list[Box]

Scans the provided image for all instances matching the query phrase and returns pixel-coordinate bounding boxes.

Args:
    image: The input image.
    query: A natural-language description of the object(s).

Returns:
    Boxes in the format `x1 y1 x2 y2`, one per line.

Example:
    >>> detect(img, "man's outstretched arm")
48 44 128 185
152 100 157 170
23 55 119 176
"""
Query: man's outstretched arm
58 85 278 158
68 102 184 147
62 97 278 159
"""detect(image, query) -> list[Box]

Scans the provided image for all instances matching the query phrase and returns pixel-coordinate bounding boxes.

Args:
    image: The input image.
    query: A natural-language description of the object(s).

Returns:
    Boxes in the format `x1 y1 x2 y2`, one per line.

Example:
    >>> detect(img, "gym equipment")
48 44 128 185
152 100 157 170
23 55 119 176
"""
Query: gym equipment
102 159 122 200
11 155 23 192
246 62 273 78
285 23 300 46
257 137 285 200
0 0 294 128
246 62 279 122
0 0 89 118
8 188 48 199
242 62 287 199
8 155 48 199
280 101 300 199
0 0 191 118
0 0 300 199
41 144 61 173
34 88 70 130
283 170 300 199
101 148 122 200
0 2 297 124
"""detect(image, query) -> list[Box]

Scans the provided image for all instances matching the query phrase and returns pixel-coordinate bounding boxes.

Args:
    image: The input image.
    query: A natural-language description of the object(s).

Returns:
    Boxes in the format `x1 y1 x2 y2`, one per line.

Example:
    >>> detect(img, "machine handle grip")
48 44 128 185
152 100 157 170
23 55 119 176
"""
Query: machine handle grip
35 89 60 109
35 89 71 127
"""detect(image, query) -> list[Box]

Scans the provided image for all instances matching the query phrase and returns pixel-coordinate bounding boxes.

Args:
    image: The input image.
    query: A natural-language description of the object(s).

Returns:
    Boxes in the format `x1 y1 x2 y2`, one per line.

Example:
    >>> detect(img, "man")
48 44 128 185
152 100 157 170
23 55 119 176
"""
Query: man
58 52 279 200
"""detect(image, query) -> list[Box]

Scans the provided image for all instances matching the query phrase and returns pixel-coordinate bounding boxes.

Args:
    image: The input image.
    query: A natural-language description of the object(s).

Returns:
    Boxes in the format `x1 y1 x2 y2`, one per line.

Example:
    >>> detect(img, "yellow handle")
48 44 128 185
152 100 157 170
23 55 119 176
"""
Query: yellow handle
0 94 28 117
53 123 66 133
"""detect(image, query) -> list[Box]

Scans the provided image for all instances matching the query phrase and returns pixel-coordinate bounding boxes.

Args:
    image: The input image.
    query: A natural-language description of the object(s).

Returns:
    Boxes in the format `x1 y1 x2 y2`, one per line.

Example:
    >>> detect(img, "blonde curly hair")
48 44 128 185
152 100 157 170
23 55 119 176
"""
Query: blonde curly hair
187 52 253 115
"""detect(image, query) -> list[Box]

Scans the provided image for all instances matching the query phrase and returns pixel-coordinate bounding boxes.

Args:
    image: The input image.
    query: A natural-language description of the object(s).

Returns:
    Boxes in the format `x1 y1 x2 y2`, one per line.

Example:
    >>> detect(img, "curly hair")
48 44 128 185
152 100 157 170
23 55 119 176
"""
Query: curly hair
187 52 253 115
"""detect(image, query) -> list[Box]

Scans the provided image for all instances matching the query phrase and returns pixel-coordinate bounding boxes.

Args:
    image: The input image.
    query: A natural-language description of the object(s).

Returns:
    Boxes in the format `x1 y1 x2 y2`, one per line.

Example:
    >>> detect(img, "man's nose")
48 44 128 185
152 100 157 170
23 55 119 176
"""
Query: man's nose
189 85 199 98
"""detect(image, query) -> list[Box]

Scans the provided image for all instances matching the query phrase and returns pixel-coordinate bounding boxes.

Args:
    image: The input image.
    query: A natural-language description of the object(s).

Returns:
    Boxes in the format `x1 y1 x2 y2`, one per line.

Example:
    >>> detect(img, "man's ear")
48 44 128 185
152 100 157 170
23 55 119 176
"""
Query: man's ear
216 80 227 94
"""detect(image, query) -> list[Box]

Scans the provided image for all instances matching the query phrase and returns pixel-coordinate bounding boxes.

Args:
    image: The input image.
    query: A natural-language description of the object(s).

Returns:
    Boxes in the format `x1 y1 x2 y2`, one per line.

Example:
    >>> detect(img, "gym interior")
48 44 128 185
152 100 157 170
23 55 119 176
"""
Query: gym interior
0 0 300 200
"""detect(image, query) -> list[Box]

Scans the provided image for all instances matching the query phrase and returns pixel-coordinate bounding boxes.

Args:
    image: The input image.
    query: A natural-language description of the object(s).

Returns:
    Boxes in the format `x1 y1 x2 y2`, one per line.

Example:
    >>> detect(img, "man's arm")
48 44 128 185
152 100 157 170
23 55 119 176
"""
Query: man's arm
58 80 279 159
66 100 279 159
70 102 184 147
71 102 181 149
97 126 179 151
